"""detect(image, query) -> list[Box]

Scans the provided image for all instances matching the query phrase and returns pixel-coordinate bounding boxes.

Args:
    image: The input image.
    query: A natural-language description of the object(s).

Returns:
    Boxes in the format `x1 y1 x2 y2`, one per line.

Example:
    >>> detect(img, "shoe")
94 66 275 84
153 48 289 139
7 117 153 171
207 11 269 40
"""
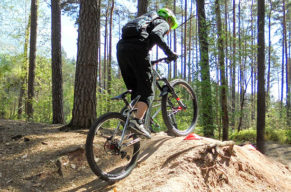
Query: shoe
129 119 151 139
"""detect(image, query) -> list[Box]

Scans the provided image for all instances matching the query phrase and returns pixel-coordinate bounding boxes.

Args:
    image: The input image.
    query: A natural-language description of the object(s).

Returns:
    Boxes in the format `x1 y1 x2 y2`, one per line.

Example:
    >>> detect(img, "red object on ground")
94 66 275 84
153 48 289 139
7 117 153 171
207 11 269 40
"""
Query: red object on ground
184 133 202 140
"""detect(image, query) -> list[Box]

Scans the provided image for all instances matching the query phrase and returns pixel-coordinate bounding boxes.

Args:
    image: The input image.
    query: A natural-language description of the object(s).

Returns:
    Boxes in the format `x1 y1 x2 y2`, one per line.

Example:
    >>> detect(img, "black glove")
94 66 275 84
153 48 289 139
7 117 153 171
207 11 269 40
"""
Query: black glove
168 51 179 62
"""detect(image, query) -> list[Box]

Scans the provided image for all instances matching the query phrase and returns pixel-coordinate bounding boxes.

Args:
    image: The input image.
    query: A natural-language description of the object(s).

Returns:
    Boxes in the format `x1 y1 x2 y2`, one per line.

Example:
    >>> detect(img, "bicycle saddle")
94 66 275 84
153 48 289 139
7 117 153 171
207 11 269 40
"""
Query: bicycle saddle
111 90 132 100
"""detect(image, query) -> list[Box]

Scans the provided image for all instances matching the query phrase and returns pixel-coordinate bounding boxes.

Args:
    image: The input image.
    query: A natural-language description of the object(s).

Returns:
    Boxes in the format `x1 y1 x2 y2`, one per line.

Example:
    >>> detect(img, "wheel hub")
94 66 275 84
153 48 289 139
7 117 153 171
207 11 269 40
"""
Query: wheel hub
104 139 120 155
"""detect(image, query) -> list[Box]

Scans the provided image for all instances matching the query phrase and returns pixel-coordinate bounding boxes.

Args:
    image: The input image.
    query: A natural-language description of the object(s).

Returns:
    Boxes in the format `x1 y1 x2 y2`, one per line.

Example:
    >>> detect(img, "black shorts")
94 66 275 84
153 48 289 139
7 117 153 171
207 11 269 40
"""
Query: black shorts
117 39 154 106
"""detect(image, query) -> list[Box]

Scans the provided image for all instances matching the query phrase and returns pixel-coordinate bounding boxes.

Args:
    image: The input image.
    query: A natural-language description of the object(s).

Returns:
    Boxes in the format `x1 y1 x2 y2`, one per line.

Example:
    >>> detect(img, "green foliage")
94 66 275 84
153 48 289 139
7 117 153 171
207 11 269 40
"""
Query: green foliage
0 54 22 119
32 56 52 122
194 126 204 136
266 102 288 130
0 54 13 78
230 128 290 144
96 77 127 116
286 130 291 144
265 128 287 144
0 51 76 123
62 57 76 122
61 0 79 19
228 97 290 144
230 129 257 144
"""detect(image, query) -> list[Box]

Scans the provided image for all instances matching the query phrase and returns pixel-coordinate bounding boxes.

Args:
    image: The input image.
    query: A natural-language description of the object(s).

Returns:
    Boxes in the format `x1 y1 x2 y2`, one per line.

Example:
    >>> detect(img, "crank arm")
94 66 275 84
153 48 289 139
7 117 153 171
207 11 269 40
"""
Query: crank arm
122 137 141 148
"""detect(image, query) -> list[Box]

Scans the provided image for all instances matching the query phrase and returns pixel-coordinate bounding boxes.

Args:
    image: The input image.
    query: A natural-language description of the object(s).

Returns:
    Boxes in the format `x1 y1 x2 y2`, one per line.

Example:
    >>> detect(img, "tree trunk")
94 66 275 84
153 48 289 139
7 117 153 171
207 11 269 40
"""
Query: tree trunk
183 0 187 80
51 0 64 124
251 0 256 122
103 3 109 91
96 0 101 117
215 0 229 141
174 0 177 78
195 11 199 80
180 0 184 78
266 0 272 103
215 54 220 138
288 1 291 127
231 0 236 130
283 0 290 126
196 0 214 137
108 0 114 97
69 0 99 129
188 0 193 83
224 0 229 85
238 0 244 132
27 0 38 121
137 0 148 16
281 33 284 117
257 0 266 154
97 0 101 90
18 14 31 119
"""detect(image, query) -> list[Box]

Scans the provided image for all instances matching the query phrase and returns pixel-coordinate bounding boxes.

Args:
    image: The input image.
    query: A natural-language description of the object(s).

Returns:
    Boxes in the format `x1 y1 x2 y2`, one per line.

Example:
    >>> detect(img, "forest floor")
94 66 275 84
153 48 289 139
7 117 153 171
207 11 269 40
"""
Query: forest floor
0 119 291 192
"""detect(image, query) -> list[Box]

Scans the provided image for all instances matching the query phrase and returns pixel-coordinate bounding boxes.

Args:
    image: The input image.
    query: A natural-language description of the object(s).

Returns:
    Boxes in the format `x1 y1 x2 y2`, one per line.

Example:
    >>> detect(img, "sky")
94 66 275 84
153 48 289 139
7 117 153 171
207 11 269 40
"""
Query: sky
61 15 78 59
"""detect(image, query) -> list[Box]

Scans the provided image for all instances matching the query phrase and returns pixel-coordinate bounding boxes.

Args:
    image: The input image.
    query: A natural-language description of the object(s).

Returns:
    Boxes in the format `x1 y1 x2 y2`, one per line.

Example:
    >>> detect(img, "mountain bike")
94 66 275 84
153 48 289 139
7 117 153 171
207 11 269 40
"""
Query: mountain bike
85 57 198 181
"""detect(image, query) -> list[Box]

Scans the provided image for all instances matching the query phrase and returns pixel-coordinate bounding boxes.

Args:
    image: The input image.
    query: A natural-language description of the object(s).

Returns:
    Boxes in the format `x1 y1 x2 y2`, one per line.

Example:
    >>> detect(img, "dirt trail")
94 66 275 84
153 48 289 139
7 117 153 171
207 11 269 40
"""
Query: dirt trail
265 142 291 168
0 119 290 192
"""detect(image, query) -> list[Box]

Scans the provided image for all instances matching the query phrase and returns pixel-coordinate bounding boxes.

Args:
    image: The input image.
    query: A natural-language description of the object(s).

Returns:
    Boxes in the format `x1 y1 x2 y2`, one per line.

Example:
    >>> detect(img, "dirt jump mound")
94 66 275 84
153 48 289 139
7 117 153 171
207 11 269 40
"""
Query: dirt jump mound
0 120 290 192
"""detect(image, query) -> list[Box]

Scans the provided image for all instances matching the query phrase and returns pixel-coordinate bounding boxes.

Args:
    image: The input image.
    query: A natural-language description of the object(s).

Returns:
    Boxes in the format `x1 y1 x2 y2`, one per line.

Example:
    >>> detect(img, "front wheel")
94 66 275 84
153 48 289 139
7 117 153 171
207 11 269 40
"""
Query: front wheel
161 79 198 136
85 112 140 181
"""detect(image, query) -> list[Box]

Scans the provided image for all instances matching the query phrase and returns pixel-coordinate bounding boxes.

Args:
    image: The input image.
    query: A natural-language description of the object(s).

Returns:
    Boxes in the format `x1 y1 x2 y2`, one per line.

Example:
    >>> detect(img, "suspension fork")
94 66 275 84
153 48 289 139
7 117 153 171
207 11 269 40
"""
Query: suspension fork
159 78 187 109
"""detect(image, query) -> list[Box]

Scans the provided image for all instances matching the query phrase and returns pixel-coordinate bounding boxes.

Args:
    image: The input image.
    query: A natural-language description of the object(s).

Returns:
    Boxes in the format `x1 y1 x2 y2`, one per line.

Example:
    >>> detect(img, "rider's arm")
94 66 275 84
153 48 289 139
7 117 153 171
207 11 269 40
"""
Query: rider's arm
148 19 175 57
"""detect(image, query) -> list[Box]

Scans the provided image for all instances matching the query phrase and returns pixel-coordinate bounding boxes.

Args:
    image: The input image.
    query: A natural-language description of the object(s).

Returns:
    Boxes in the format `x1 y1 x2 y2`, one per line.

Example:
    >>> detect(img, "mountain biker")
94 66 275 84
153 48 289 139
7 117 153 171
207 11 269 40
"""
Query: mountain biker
117 8 179 139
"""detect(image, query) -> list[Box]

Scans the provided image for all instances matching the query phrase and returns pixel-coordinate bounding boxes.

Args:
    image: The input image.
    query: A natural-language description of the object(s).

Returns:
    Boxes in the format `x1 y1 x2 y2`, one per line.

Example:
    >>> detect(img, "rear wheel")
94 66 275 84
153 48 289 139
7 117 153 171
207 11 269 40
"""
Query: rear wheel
161 79 198 136
86 112 140 181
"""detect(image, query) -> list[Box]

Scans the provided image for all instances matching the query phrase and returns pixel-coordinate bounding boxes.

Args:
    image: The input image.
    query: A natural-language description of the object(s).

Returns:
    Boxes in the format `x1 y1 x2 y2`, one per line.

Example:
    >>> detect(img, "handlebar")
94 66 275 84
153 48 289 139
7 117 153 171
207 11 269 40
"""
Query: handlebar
151 57 171 65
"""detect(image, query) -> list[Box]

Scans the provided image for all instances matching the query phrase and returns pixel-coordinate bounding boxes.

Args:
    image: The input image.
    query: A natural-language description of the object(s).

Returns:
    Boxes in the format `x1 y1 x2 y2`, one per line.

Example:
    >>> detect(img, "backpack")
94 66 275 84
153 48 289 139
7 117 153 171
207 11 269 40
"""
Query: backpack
122 11 159 39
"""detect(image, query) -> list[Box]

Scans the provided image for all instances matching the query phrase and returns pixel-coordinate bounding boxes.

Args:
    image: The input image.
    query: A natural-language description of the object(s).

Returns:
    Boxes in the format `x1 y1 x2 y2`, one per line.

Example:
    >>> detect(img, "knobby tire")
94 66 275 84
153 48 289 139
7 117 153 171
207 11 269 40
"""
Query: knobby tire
85 112 140 181
161 79 198 136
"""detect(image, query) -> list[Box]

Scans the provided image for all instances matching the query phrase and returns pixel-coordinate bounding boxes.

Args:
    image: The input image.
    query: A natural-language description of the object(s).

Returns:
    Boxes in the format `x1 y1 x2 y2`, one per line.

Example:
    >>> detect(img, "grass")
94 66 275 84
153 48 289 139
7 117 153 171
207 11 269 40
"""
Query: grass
229 128 291 145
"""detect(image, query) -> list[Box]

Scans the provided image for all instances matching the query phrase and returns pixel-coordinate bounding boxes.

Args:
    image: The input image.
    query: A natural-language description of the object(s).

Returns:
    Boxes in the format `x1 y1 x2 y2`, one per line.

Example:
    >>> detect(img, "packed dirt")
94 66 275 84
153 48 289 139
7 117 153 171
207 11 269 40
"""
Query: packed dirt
0 119 291 192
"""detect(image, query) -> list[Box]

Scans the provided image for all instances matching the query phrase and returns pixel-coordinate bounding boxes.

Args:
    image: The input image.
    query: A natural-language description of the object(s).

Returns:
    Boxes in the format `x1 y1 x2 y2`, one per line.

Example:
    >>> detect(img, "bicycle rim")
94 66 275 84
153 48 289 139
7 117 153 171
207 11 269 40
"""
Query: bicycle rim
86 112 140 181
162 79 198 136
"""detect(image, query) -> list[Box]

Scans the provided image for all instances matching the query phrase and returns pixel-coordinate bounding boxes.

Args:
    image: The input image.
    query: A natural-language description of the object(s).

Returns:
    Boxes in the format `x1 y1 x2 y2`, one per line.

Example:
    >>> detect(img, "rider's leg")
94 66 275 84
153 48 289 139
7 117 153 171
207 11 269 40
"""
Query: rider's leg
130 101 151 138
134 101 148 119
117 41 151 138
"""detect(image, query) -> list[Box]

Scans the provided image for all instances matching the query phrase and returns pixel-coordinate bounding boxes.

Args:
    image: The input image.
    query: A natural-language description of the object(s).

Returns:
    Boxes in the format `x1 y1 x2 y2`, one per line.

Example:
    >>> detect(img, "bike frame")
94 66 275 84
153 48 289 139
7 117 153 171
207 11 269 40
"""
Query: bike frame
144 64 168 130
144 59 187 130
115 58 186 149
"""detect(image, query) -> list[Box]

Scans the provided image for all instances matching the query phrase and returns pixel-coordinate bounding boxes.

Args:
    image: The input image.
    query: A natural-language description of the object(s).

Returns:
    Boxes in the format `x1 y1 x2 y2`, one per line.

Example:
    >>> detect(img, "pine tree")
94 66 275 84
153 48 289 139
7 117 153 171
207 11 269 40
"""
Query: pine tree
68 0 99 129
215 0 229 140
257 0 266 153
27 0 38 120
196 0 214 137
51 0 64 124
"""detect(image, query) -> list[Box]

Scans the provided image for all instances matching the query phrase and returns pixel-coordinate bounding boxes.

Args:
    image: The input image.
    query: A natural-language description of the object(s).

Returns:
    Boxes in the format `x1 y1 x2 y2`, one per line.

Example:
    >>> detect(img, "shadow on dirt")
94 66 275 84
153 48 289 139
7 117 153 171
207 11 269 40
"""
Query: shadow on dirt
138 136 174 163
67 179 116 192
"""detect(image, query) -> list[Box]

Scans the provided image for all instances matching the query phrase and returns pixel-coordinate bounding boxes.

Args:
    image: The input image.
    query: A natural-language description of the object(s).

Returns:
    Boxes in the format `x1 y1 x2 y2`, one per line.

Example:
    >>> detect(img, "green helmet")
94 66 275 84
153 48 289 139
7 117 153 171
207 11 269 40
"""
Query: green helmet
157 8 178 29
